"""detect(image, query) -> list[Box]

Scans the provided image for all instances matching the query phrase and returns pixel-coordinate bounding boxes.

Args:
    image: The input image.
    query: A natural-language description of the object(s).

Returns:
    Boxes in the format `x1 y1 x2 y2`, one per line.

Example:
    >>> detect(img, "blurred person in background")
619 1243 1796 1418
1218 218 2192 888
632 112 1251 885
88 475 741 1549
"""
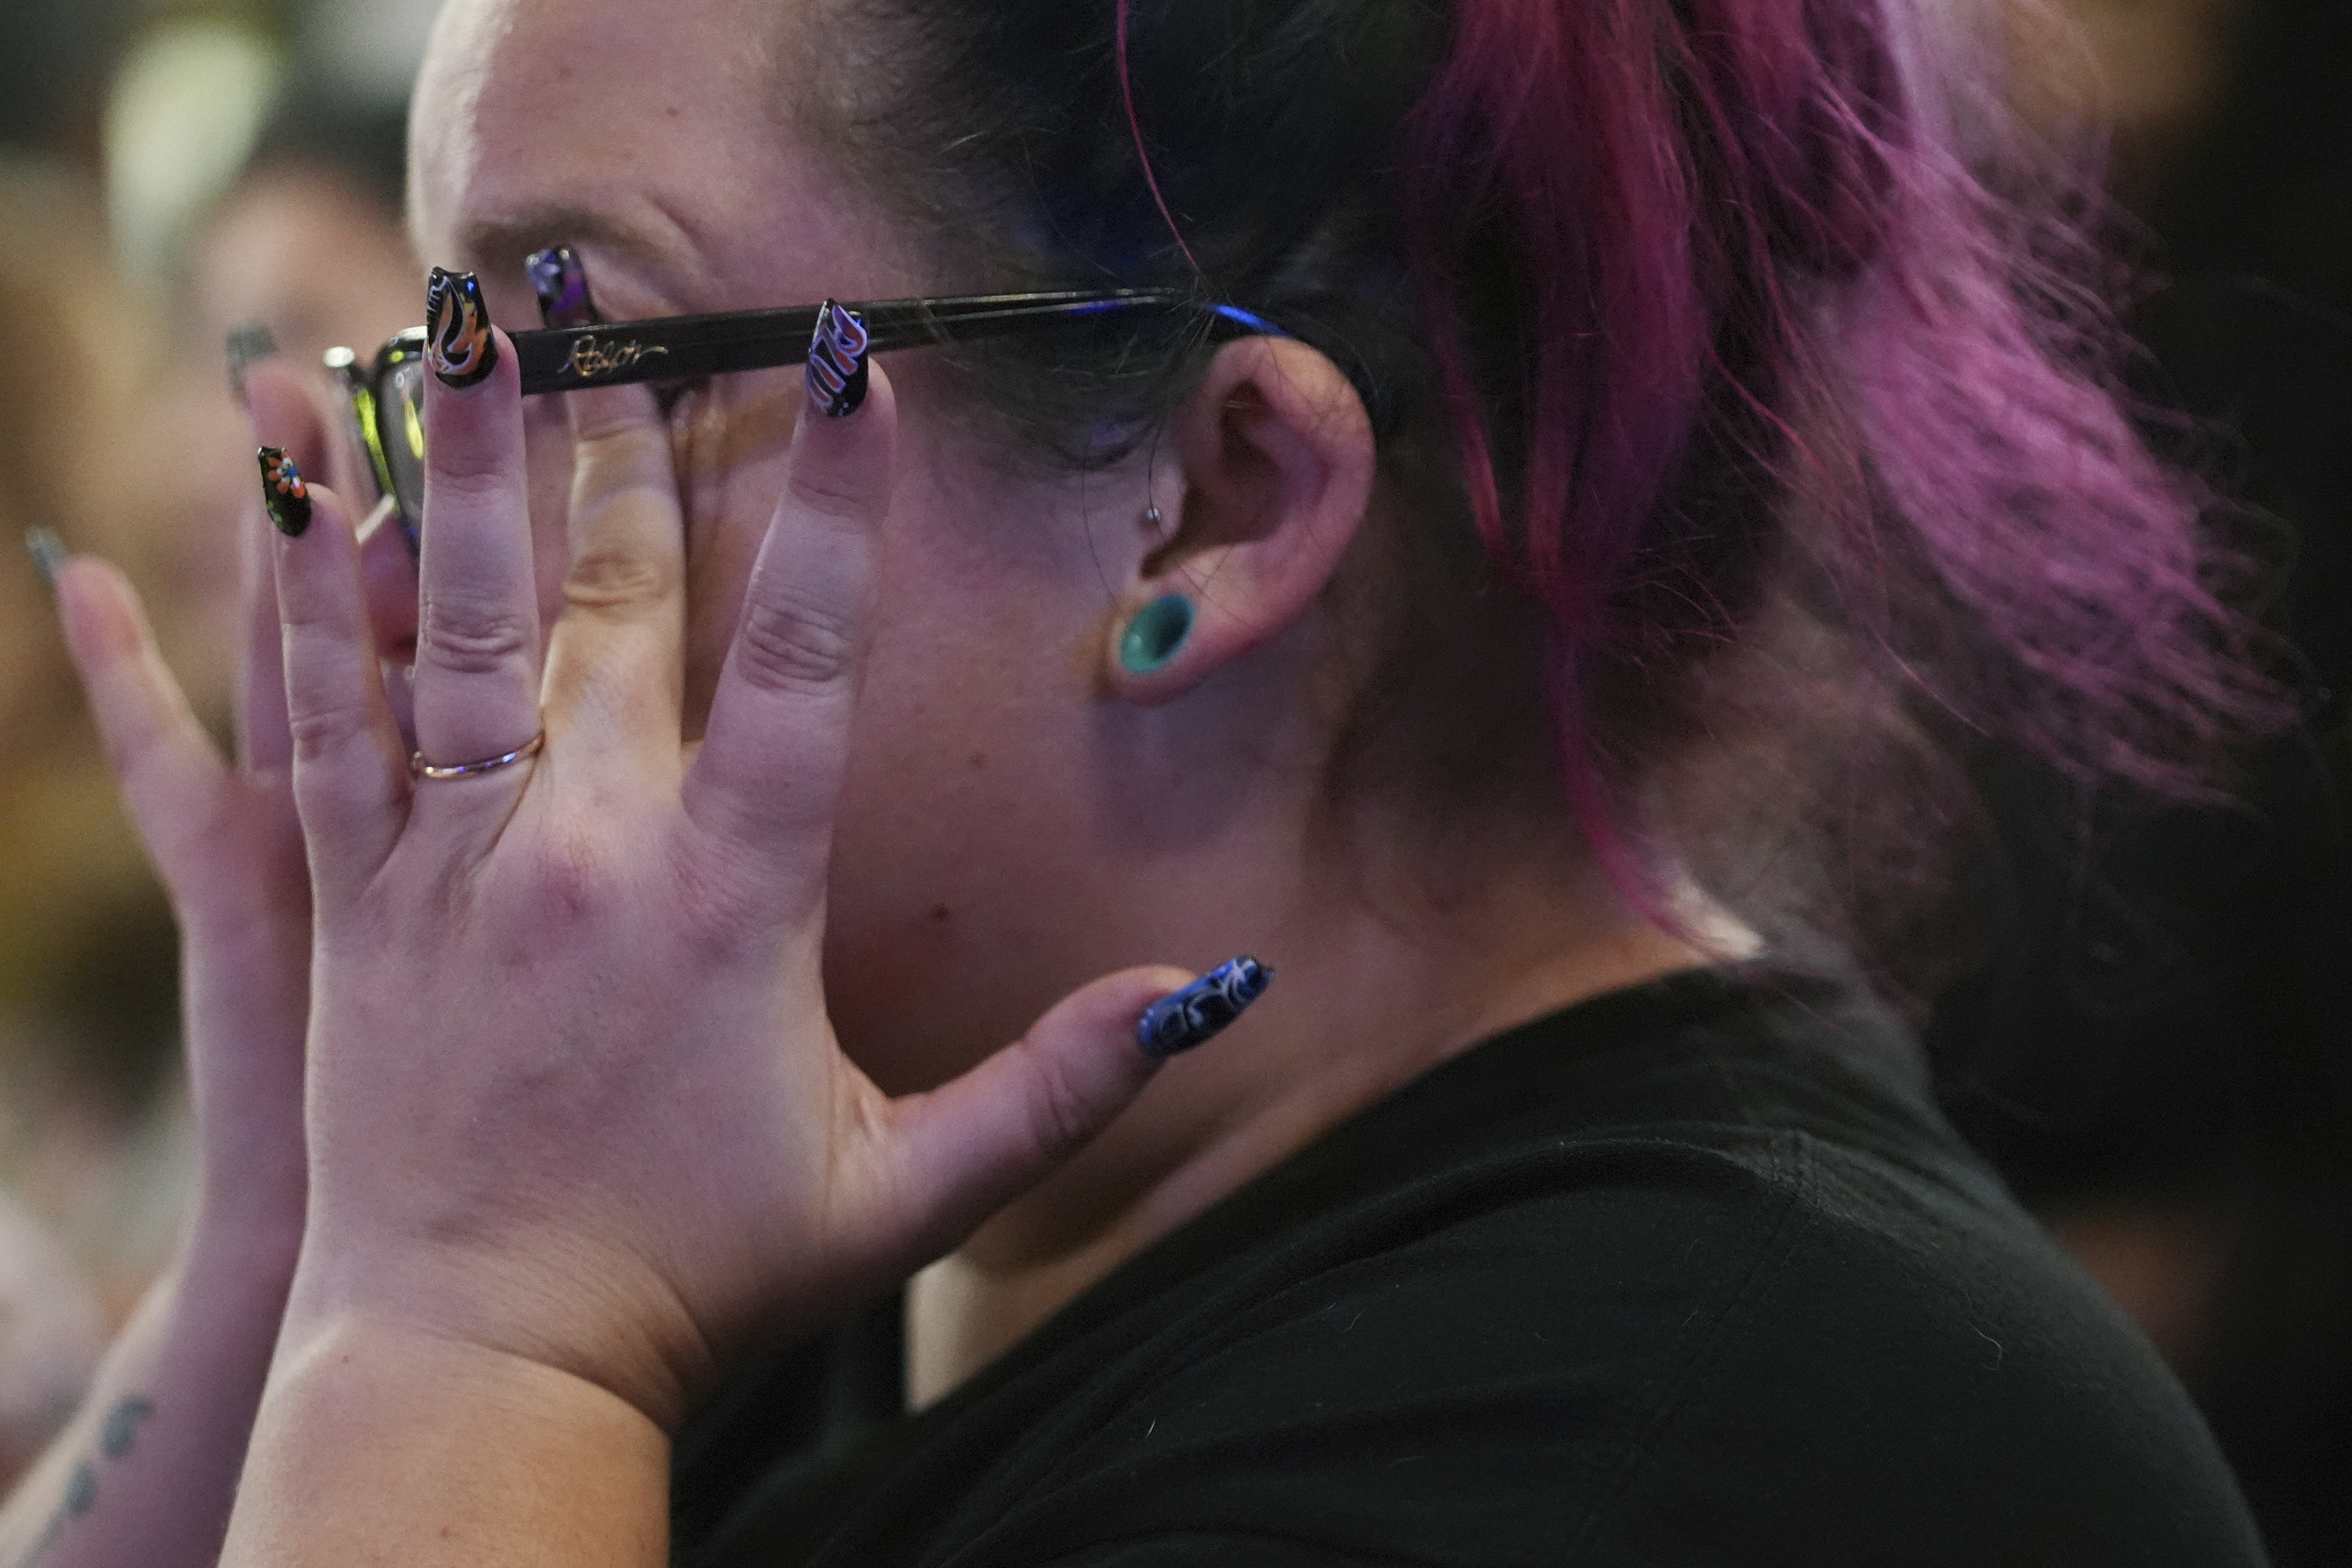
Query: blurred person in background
0 24 425 1492
0 1 138 164
157 91 422 730
0 159 161 1488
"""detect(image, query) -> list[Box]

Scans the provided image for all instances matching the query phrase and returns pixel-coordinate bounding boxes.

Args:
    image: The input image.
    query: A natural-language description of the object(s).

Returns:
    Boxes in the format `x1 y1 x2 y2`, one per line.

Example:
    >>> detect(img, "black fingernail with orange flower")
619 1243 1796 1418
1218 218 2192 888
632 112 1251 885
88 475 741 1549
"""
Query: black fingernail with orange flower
425 267 499 389
258 447 312 537
806 300 870 419
525 245 602 329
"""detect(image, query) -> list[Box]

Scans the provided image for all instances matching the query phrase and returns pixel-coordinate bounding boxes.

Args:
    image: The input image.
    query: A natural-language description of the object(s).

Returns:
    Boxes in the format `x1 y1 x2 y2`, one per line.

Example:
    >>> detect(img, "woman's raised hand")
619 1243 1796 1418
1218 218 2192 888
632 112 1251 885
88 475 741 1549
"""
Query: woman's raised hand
264 291 1197 1431
9 361 326 1568
51 364 326 1250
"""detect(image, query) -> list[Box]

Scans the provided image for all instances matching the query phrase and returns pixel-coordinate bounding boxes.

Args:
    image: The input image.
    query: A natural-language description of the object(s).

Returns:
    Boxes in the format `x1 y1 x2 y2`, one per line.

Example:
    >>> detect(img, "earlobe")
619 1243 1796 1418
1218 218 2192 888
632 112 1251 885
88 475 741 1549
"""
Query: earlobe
1117 594 1196 675
1102 337 1376 705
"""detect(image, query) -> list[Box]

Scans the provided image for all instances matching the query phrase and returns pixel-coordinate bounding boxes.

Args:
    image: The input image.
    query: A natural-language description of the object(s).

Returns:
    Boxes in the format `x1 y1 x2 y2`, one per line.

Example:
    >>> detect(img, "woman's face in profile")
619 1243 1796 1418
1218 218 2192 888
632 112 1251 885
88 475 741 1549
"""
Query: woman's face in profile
407 0 1166 1086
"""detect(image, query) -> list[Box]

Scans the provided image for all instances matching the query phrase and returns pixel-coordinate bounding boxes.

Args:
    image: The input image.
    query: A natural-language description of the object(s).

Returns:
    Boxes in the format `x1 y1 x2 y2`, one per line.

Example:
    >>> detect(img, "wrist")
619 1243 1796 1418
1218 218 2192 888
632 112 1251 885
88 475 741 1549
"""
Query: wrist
151 1211 302 1365
184 1184 306 1275
278 1227 712 1435
182 1137 307 1263
163 1178 305 1325
224 1314 670 1564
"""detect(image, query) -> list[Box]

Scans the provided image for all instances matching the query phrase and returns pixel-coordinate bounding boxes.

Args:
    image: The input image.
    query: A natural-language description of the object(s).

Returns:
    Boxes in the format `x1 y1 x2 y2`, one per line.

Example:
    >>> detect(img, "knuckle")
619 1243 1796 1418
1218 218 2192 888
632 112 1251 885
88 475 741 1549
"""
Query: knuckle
499 823 624 946
563 544 675 615
788 463 877 531
571 396 666 452
734 591 856 696
418 597 536 676
276 593 350 646
670 853 773 965
287 697 378 766
96 713 171 792
1023 1047 1103 1167
531 827 614 927
426 446 514 506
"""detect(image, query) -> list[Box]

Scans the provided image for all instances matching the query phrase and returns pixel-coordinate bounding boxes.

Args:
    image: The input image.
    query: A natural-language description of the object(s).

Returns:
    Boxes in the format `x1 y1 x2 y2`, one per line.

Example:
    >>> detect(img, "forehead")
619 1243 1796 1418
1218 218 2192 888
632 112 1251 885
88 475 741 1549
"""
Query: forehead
409 0 905 305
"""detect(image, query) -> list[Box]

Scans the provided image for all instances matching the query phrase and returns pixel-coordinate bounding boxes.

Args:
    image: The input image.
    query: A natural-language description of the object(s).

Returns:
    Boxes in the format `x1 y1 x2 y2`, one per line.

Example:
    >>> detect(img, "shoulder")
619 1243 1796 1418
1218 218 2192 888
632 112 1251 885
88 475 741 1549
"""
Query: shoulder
927 1138 2256 1566
1539 1127 2262 1565
715 974 2267 1568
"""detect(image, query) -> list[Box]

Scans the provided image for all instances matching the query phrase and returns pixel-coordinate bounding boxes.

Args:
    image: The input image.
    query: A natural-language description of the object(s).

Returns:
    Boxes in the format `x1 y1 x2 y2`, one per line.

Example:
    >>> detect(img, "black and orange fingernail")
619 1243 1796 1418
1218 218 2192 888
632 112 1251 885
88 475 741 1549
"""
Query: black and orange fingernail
525 245 602 328
806 299 870 419
425 267 498 388
258 447 312 537
24 527 66 590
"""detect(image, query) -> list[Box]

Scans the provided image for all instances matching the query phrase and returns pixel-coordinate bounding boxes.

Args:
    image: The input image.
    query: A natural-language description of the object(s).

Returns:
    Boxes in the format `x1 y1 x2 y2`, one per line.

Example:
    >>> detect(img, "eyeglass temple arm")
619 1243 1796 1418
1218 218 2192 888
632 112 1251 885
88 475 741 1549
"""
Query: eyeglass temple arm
509 289 1195 396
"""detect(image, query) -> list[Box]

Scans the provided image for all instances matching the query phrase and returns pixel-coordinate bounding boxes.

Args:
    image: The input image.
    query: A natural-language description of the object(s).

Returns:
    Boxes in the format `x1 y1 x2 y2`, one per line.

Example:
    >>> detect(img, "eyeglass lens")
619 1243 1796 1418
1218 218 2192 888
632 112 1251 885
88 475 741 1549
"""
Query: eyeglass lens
368 338 429 550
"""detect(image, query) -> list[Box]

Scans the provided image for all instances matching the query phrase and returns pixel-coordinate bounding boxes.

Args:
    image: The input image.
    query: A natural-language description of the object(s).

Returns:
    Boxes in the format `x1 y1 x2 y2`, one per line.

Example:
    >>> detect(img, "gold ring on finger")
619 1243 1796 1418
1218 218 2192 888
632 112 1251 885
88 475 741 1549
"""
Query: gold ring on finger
411 729 547 781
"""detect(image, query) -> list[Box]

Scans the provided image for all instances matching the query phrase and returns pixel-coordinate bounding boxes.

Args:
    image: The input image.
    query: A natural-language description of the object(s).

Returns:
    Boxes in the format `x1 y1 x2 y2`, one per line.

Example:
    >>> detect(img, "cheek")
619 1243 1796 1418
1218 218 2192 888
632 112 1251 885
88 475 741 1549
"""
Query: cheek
814 505 1121 1084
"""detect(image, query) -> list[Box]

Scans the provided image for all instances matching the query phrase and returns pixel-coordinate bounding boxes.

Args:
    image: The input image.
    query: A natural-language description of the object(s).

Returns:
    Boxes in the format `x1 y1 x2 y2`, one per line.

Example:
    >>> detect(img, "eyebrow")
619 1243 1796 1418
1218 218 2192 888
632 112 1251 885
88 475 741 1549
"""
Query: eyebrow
451 204 692 288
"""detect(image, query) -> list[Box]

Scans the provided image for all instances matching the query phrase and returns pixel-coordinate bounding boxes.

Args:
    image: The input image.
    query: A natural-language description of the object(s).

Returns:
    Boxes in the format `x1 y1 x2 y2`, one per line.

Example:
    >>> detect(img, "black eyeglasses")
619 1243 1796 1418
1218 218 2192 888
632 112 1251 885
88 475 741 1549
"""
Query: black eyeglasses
327 288 1282 550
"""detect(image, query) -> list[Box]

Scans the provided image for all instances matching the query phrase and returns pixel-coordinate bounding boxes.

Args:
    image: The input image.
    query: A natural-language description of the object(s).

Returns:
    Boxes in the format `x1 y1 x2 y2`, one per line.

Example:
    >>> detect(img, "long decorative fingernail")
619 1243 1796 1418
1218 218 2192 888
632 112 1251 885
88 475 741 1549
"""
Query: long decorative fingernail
807 299 870 419
258 447 312 537
1136 956 1273 1058
425 267 499 388
24 527 67 590
225 323 280 406
525 245 602 328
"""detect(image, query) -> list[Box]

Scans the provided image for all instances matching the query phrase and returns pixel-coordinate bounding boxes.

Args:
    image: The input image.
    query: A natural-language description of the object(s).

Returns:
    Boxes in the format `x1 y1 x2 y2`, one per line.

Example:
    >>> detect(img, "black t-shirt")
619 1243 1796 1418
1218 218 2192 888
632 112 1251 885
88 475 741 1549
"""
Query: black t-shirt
673 967 2267 1566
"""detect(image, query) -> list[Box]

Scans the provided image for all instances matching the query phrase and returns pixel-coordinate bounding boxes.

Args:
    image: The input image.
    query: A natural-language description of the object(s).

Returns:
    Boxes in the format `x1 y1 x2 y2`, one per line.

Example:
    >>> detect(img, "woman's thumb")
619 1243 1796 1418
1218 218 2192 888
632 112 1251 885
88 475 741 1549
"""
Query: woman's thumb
876 958 1274 1262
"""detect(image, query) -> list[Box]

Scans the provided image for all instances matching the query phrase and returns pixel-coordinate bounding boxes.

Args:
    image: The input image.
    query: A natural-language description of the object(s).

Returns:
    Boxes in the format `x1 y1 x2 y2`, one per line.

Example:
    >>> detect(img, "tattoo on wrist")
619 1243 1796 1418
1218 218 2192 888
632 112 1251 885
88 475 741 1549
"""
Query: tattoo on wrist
14 1398 154 1566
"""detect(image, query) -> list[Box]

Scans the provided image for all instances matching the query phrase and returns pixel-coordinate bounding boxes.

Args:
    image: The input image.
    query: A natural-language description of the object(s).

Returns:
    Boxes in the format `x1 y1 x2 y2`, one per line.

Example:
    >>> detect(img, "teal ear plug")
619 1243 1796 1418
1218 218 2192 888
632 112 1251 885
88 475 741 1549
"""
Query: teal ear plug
1118 594 1195 675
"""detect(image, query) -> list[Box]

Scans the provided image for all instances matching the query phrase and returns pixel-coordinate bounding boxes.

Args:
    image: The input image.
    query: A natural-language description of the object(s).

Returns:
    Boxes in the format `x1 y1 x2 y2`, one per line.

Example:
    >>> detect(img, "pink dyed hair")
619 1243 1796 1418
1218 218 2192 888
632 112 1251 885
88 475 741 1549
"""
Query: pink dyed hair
1081 0 2293 983
1351 0 2287 946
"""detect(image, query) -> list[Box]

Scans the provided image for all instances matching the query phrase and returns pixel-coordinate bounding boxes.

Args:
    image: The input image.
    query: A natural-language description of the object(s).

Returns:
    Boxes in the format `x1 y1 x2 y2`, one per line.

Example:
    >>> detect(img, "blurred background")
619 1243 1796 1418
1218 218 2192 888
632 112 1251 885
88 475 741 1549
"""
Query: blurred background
0 0 433 1481
0 0 2345 1556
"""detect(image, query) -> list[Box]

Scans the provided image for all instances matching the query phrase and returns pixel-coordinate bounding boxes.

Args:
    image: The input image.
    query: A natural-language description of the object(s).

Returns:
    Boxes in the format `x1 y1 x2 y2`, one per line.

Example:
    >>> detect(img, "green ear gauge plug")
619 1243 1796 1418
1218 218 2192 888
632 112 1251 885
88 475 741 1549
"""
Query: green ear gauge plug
1119 594 1195 675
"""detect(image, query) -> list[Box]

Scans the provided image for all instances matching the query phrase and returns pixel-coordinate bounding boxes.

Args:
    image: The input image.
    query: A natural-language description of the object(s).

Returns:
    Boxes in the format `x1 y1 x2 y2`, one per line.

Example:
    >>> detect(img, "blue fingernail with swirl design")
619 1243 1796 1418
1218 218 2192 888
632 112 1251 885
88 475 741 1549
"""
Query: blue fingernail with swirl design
807 299 870 419
1136 957 1273 1059
525 245 602 329
425 267 498 388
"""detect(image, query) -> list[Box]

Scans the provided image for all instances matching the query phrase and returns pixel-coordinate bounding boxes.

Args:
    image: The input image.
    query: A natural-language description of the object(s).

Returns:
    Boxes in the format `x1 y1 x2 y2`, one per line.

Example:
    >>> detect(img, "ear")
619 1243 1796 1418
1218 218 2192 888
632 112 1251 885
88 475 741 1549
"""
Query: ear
1104 336 1375 704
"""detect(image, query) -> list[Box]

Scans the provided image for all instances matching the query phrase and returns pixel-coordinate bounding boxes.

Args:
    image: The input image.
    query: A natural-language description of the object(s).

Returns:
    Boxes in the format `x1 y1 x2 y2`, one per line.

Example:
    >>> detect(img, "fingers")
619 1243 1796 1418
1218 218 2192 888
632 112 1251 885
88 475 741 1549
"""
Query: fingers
49 555 233 902
872 965 1219 1260
271 471 411 889
241 359 339 775
412 299 543 783
541 380 687 775
682 341 892 905
872 956 1275 1264
234 478 299 775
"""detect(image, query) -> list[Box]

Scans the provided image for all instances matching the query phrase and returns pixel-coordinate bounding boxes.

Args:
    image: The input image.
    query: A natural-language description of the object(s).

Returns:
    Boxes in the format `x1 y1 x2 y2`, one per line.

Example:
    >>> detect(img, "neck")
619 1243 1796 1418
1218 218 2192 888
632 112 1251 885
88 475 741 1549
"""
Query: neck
905 832 1715 1408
